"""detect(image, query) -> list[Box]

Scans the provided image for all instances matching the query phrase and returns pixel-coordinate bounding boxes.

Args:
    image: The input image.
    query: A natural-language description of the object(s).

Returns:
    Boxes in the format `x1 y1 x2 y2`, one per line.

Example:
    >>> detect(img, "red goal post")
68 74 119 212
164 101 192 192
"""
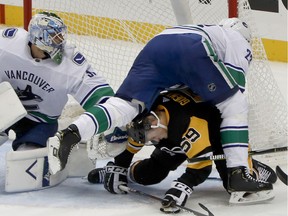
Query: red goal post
23 0 32 30
17 0 288 151
0 0 31 29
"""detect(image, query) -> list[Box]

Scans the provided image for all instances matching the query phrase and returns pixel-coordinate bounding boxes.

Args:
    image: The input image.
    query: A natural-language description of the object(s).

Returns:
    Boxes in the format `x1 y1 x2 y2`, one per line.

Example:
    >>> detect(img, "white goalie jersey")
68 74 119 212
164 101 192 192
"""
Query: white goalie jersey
0 27 114 124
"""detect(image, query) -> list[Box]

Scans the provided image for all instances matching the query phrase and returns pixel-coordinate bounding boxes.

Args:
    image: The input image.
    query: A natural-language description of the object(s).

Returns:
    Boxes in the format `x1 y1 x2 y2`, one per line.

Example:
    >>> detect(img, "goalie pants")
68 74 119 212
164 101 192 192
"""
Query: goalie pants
5 117 58 150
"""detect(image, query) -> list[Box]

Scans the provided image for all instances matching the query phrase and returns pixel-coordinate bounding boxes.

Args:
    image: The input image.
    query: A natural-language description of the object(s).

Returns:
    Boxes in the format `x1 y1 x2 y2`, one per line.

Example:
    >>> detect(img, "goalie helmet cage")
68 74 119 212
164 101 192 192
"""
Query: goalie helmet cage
21 0 287 150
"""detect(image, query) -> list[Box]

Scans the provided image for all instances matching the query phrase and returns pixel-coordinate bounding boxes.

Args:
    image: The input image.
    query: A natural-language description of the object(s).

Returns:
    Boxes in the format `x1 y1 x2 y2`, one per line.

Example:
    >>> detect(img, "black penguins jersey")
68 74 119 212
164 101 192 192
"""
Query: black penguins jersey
154 89 221 158
116 88 222 164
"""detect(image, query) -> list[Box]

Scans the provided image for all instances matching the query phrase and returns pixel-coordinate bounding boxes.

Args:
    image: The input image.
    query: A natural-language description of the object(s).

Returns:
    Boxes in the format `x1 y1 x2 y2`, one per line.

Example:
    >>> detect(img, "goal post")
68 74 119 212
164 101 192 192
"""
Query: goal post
18 0 286 150
229 0 239 17
23 0 31 30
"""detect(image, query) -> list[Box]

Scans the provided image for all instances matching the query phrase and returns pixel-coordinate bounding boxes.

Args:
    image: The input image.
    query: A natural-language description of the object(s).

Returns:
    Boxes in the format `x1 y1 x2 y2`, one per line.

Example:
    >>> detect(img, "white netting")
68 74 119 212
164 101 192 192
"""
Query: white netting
86 133 126 160
22 0 287 151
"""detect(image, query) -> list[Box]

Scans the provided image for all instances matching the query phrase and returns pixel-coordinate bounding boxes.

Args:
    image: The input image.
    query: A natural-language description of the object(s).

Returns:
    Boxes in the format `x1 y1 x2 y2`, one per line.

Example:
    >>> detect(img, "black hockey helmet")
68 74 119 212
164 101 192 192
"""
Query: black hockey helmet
126 113 151 144
126 111 167 144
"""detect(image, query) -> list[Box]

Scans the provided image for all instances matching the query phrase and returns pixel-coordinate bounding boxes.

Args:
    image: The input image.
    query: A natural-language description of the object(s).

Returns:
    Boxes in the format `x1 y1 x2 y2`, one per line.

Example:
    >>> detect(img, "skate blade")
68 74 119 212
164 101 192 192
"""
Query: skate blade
229 190 275 205
48 136 62 175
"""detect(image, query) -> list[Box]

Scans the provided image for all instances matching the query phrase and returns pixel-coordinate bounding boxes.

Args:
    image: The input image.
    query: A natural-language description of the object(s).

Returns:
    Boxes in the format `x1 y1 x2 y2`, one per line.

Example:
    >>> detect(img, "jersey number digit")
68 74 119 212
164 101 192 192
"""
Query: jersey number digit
245 49 252 63
180 128 201 153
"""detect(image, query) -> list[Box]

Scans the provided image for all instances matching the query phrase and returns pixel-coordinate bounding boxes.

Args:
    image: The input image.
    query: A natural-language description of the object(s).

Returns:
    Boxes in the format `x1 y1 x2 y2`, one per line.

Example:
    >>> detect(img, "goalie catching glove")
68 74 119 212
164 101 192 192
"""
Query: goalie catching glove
160 180 193 214
104 161 128 194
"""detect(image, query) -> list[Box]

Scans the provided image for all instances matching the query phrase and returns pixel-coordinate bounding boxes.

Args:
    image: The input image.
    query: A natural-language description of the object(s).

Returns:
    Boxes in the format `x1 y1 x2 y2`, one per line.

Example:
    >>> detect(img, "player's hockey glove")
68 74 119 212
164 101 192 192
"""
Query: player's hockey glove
160 180 193 213
104 161 128 194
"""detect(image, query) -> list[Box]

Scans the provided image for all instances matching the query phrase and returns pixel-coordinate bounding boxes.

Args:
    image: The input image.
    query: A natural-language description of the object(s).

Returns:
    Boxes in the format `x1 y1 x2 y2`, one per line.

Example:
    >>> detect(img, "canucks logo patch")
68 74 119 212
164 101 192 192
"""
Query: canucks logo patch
2 28 18 38
73 52 86 65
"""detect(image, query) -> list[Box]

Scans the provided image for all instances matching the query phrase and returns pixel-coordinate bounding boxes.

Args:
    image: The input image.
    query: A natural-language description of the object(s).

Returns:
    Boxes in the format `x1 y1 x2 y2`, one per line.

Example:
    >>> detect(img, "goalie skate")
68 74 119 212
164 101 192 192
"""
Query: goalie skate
48 124 81 175
229 190 275 205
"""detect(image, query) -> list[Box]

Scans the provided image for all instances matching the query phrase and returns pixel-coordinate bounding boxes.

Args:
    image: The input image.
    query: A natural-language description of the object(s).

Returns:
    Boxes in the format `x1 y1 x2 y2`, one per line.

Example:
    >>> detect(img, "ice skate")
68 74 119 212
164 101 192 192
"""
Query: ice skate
228 166 274 204
48 124 81 175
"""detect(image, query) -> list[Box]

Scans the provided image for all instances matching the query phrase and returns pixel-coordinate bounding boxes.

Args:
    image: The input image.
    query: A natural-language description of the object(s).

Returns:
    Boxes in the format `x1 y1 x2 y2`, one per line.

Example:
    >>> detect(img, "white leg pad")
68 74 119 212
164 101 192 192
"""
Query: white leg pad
0 82 27 131
5 144 96 192
5 148 68 193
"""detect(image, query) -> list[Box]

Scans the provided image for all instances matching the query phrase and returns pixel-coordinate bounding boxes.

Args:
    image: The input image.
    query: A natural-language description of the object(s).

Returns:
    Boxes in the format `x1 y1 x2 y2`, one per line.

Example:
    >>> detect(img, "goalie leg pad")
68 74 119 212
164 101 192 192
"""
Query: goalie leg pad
6 143 96 192
5 147 68 193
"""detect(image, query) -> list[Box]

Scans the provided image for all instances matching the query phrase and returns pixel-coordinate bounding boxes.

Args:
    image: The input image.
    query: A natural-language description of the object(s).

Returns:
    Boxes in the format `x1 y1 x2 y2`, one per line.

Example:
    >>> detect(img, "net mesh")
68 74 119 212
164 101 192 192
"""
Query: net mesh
28 0 287 151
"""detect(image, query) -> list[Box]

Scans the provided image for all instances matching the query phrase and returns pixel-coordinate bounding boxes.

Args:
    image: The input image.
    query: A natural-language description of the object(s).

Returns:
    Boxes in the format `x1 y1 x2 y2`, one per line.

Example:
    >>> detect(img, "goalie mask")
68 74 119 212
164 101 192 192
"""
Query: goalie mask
219 17 251 43
126 111 167 145
28 11 67 64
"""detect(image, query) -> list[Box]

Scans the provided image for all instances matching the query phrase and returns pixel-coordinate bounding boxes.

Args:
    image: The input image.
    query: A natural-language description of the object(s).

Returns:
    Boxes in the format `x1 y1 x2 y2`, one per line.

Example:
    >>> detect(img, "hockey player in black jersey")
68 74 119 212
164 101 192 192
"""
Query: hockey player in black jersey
88 89 276 212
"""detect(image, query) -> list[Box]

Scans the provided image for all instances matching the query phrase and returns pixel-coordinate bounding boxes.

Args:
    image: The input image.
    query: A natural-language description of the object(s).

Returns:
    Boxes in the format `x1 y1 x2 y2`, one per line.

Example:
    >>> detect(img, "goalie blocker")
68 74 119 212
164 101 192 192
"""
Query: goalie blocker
0 81 27 134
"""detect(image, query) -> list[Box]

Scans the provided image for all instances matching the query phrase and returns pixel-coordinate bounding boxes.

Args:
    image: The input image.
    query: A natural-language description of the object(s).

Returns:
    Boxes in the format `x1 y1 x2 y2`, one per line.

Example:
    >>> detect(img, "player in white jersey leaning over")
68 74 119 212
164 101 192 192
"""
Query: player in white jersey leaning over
48 18 273 203
0 11 114 151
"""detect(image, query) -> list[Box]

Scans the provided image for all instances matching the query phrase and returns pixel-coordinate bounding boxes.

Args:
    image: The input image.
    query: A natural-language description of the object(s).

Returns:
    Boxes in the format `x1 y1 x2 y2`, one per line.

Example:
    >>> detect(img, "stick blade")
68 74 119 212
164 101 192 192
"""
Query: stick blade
276 166 288 186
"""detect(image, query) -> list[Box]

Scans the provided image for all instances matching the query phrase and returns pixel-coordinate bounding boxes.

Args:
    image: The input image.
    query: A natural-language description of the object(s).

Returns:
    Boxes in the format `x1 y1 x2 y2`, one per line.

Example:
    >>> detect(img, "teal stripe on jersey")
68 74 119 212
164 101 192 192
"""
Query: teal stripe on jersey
221 130 248 145
29 112 59 123
86 106 110 134
82 86 114 110
202 39 237 88
225 65 246 89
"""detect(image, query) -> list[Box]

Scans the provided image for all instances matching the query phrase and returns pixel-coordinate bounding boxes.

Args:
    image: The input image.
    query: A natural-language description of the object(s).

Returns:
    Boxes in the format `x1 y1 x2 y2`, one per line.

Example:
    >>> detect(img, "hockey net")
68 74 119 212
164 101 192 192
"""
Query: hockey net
25 0 287 152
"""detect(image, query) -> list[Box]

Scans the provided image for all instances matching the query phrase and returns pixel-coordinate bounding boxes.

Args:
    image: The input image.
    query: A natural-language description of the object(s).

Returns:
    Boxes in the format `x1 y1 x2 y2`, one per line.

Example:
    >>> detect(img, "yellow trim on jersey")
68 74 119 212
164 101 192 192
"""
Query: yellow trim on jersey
126 137 144 154
187 160 212 169
165 92 190 106
166 89 203 103
180 116 211 159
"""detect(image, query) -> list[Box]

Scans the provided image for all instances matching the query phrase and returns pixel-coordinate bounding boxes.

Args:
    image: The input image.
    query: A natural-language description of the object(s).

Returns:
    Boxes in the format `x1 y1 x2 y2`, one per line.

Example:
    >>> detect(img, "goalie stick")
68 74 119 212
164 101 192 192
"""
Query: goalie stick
119 185 214 216
276 166 288 186
187 146 288 163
